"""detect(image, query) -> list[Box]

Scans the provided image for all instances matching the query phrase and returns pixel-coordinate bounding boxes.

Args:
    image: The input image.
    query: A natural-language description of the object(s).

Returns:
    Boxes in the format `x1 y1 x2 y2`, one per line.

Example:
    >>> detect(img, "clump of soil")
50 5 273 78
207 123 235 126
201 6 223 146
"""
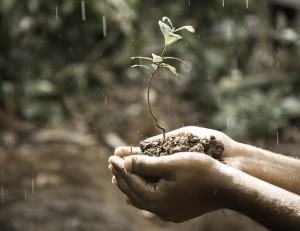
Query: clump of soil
139 133 224 160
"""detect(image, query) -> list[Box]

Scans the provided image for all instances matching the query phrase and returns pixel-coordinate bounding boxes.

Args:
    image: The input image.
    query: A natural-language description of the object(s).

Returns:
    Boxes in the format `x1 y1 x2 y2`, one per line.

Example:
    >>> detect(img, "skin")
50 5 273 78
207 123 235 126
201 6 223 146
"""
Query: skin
108 126 300 230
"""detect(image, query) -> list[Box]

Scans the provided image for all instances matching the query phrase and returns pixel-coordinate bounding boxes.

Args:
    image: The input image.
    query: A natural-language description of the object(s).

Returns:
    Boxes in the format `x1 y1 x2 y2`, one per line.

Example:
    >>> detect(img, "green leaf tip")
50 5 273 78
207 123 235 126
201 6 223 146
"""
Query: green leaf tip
151 53 163 63
160 63 178 75
158 20 173 35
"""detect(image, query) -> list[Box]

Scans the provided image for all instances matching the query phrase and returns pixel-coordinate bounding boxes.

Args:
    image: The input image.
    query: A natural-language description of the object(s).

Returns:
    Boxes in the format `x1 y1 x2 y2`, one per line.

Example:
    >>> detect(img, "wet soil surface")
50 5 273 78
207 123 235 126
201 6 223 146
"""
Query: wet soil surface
139 133 224 160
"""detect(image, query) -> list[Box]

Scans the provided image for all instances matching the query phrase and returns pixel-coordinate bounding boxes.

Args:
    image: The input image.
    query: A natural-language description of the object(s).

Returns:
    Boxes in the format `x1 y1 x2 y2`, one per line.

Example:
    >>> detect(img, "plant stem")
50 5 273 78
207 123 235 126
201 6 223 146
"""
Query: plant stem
147 46 167 142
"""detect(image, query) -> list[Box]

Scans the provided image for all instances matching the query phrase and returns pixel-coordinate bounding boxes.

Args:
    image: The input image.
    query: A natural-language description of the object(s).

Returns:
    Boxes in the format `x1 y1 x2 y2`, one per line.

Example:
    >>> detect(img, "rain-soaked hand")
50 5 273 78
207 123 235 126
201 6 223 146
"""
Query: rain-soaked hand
108 152 230 222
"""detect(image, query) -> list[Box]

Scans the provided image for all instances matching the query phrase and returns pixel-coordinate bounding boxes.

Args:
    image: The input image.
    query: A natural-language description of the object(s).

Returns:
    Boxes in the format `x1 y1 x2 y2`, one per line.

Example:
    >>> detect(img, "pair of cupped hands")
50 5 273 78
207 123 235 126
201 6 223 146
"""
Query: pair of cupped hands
108 126 242 222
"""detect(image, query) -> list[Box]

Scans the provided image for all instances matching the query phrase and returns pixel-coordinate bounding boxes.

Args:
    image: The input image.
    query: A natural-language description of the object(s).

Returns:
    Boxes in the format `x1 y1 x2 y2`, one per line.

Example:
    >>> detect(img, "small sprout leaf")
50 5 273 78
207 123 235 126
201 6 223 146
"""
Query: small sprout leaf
151 53 163 63
164 33 182 46
131 56 153 61
160 63 178 75
174 26 195 33
162 16 173 28
159 20 173 35
151 64 158 69
164 57 185 63
131 65 151 71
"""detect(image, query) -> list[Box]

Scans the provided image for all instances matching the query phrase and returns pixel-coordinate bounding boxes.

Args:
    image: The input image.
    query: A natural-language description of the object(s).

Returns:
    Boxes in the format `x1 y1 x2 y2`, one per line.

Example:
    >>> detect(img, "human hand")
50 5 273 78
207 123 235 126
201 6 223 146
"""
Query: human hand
108 152 229 222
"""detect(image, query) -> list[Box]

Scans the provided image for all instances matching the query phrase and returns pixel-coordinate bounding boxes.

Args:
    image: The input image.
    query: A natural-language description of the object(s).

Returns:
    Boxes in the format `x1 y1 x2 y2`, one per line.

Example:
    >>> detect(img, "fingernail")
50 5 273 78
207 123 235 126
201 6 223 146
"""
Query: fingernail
121 165 127 173
125 197 132 205
112 176 117 185
108 164 113 171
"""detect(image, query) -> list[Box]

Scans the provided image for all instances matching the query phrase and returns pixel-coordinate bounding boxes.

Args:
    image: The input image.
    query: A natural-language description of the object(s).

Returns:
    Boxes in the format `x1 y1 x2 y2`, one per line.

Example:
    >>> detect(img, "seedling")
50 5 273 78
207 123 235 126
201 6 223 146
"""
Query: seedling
131 16 195 141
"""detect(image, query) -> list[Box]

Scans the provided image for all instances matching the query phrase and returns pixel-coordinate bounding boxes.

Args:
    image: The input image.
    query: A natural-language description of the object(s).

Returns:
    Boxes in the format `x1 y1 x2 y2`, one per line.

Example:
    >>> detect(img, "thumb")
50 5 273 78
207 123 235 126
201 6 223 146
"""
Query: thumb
124 155 174 178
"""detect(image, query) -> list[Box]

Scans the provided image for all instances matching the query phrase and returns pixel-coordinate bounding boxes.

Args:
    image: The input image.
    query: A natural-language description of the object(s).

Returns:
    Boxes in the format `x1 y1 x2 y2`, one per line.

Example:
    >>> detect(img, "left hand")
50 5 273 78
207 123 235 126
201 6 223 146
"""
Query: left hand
108 153 229 222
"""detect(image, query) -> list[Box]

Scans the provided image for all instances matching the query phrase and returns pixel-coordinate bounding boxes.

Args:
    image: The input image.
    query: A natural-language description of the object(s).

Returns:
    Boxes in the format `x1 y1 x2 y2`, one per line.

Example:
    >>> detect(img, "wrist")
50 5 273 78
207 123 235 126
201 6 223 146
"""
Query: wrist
223 141 250 172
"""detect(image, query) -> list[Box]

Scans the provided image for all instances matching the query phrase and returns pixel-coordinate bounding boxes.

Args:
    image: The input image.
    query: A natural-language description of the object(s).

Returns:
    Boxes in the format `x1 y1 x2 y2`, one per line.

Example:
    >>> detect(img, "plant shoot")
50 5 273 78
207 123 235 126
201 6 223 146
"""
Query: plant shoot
131 16 195 141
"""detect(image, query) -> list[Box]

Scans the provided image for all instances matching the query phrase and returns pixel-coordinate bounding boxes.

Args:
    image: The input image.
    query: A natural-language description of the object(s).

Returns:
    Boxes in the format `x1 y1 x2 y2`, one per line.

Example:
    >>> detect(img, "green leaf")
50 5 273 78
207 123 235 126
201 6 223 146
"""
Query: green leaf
162 16 173 29
164 33 182 46
151 53 163 63
174 26 195 33
163 57 185 63
131 56 153 61
151 64 158 69
158 20 173 35
160 63 178 75
131 65 151 71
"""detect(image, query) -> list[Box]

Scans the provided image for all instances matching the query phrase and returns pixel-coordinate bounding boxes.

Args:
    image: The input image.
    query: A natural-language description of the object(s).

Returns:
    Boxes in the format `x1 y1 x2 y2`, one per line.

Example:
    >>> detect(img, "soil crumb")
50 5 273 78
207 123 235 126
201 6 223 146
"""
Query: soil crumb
139 133 224 160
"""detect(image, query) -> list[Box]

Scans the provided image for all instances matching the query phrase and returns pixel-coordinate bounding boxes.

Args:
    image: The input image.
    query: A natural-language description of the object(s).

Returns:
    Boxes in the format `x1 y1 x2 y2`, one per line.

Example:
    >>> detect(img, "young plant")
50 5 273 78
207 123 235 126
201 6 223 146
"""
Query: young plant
131 16 195 141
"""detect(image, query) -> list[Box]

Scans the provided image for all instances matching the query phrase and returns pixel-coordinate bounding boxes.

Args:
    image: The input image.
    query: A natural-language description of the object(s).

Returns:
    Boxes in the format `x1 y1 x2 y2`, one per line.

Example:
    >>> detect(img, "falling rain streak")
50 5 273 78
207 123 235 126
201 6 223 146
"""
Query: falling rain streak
227 117 230 130
32 179 34 194
222 0 224 7
103 16 107 37
1 187 3 203
56 6 58 19
81 1 86 21
246 0 248 8
277 132 279 146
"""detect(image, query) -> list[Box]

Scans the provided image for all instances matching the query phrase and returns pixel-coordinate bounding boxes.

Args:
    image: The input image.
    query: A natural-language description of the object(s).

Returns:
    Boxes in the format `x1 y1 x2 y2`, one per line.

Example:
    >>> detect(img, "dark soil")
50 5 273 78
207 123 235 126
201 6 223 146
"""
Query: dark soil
139 133 224 160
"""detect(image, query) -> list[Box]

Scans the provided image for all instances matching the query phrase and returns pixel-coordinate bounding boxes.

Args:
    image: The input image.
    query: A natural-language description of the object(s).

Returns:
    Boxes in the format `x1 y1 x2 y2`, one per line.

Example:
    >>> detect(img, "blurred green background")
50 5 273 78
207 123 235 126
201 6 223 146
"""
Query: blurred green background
1 0 299 141
0 0 300 230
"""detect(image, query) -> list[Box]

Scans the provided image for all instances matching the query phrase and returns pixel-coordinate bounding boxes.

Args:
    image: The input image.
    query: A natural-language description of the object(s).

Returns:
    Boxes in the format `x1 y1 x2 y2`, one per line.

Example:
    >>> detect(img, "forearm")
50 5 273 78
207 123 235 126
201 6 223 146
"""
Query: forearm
225 142 300 195
222 165 300 230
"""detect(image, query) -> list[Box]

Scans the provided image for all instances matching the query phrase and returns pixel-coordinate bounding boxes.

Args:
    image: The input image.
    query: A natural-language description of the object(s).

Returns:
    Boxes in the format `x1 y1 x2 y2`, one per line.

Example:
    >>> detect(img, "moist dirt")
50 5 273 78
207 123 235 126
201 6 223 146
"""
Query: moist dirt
139 133 225 160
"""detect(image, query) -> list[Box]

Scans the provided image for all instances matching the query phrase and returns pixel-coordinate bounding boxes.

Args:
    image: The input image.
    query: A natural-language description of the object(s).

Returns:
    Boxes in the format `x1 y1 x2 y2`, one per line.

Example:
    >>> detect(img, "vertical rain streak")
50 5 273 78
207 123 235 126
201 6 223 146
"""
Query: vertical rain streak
103 16 107 37
56 6 58 19
81 1 86 21
246 0 248 9
32 179 34 194
227 117 230 130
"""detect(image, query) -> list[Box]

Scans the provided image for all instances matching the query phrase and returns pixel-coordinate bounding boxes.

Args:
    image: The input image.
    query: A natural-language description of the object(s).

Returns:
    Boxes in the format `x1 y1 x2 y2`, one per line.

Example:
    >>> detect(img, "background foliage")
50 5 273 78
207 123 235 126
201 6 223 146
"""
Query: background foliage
1 0 300 141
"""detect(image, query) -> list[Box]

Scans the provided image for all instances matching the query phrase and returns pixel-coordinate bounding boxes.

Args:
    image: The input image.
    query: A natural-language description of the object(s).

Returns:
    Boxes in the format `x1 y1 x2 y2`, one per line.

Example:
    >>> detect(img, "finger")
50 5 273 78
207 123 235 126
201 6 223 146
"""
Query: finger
112 175 117 185
114 146 142 158
125 196 132 205
123 155 176 179
112 167 147 210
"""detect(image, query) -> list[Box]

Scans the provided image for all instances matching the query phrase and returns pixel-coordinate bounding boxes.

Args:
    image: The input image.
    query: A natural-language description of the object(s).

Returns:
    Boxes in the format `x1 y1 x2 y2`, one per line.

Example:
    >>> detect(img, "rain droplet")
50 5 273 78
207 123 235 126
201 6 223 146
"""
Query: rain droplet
1 187 3 203
81 1 86 21
56 6 58 19
277 132 279 145
222 0 225 7
32 179 35 194
246 0 248 9
227 117 230 130
103 16 107 37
